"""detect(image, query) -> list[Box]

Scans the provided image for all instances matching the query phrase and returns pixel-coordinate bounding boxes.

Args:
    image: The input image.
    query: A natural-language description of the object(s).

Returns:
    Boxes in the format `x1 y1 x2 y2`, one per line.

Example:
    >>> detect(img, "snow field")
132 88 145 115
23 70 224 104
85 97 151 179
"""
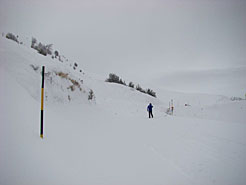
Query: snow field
1 35 246 185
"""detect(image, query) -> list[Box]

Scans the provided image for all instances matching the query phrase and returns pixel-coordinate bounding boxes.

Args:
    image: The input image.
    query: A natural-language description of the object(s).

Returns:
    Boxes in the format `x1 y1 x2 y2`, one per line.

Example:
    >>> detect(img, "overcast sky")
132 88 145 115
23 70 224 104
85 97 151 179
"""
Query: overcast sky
1 0 246 82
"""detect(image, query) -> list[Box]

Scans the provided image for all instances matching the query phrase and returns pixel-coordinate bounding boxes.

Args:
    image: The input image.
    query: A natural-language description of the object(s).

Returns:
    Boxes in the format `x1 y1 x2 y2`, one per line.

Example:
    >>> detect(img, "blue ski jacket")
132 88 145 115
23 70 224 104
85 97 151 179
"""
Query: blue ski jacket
147 104 153 112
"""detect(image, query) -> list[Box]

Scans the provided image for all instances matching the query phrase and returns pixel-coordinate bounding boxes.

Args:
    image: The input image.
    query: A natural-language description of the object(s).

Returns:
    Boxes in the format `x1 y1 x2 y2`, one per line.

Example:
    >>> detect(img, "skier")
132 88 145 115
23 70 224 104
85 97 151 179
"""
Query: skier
147 103 154 118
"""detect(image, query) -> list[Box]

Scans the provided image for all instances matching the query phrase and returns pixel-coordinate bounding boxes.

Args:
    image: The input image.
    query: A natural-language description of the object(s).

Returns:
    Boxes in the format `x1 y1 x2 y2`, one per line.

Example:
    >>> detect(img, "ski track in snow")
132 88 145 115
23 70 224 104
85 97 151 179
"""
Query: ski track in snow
147 144 197 183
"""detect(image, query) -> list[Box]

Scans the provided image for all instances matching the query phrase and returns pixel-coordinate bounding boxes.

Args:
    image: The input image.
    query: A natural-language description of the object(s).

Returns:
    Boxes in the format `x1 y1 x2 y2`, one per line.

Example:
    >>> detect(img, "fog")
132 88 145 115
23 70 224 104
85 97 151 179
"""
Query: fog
1 0 246 82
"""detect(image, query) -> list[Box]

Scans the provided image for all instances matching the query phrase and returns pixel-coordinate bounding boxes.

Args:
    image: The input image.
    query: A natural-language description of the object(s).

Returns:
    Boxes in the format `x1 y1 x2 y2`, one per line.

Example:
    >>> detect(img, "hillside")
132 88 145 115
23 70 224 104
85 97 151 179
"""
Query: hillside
1 35 246 185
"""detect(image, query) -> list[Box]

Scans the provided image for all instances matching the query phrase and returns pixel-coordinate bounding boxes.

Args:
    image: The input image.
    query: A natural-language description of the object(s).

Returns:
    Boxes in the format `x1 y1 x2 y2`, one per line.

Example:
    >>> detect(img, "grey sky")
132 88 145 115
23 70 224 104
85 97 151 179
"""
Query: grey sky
1 0 246 82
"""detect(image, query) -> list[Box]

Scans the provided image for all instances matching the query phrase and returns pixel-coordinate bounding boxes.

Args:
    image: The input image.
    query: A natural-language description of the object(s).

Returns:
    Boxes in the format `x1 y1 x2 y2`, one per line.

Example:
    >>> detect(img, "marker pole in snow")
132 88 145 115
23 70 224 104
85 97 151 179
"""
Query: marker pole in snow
171 99 174 115
40 66 45 139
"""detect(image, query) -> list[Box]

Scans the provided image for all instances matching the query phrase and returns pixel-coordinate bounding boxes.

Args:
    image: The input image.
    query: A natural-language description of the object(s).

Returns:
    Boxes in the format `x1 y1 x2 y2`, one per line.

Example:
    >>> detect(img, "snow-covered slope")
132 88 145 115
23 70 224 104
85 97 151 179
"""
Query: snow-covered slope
1 35 246 185
0 35 93 104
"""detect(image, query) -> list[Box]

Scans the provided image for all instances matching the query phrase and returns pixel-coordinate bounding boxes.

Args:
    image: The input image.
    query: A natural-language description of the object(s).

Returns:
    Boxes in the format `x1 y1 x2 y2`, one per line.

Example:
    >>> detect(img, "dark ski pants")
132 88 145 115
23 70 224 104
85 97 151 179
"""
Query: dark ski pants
149 111 153 118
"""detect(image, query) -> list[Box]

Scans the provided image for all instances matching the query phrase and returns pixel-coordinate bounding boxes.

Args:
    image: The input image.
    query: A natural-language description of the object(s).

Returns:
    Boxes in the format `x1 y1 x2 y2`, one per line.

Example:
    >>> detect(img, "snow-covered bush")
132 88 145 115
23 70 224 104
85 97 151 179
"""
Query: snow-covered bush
56 71 69 79
31 37 37 48
56 71 82 92
136 84 146 93
105 73 126 85
31 37 53 56
6 33 19 43
88 89 95 100
54 50 59 58
73 62 78 70
129 82 134 88
37 43 48 56
136 85 156 97
146 88 156 98
106 74 156 97
106 73 120 83
230 96 243 101
119 79 126 85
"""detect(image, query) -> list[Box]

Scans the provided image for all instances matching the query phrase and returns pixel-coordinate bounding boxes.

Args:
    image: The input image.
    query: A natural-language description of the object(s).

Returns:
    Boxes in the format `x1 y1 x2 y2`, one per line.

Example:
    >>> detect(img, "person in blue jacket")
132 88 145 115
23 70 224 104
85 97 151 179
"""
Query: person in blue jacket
147 103 153 118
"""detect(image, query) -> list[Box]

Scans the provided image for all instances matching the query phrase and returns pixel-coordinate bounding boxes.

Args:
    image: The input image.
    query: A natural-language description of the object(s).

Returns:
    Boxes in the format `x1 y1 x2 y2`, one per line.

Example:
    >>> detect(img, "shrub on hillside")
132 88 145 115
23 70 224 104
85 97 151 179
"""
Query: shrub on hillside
136 84 146 93
56 71 82 92
73 63 78 70
37 43 47 56
119 79 126 85
70 78 80 87
54 50 59 58
129 82 134 88
230 96 243 101
88 89 95 100
106 73 120 83
31 37 37 48
6 33 19 43
106 73 126 86
106 73 156 98
56 72 69 79
146 88 156 97
68 85 75 91
31 37 53 56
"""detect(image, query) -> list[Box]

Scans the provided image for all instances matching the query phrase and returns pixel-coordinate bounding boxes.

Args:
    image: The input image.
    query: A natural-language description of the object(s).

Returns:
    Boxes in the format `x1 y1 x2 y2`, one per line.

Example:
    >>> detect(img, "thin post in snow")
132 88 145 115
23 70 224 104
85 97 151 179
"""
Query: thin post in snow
40 66 45 139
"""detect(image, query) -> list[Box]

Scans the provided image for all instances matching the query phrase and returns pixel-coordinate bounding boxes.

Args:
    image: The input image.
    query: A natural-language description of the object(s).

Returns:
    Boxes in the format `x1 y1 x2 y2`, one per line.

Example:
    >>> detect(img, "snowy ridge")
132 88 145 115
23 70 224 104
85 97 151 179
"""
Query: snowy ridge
0 35 93 104
0 34 163 114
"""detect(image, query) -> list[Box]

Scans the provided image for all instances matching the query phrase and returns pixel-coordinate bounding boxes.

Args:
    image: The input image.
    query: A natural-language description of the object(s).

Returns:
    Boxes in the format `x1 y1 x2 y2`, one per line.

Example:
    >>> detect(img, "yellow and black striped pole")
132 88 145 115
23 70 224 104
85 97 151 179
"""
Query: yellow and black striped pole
40 66 45 139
